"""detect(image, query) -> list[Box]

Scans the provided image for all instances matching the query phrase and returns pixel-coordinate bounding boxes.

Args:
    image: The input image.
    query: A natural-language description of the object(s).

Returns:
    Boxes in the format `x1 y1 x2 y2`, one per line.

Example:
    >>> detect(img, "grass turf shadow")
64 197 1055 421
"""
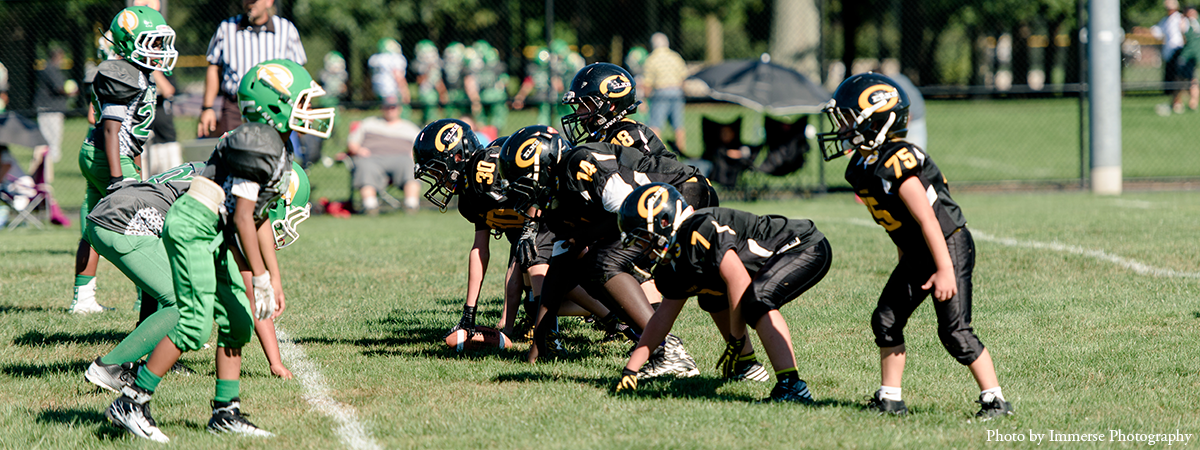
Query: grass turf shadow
0 304 56 314
2 359 90 378
13 330 127 346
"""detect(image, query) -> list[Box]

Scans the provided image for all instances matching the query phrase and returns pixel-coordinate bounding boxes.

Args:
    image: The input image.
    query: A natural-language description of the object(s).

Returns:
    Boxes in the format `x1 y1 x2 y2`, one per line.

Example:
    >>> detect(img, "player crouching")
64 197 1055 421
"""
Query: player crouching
614 183 831 403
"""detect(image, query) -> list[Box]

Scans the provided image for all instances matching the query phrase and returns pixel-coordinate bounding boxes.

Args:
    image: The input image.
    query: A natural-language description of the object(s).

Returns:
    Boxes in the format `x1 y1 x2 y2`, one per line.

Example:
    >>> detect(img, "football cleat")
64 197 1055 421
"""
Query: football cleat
208 398 274 437
85 357 136 393
107 385 169 443
170 361 196 375
866 390 908 416
974 394 1014 421
728 356 770 382
637 334 700 379
764 378 814 404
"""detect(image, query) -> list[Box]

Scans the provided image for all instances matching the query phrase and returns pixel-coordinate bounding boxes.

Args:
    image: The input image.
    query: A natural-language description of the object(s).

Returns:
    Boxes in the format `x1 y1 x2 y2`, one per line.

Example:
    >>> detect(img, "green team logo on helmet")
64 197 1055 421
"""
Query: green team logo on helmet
239 59 337 138
109 6 178 73
269 161 311 249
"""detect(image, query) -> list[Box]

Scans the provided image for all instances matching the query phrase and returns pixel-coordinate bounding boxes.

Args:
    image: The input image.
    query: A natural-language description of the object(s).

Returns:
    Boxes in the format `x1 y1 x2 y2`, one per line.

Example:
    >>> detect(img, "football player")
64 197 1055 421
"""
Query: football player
497 125 715 374
72 6 178 314
818 72 1012 419
561 63 675 158
413 120 607 342
103 59 334 442
613 184 831 403
83 161 310 393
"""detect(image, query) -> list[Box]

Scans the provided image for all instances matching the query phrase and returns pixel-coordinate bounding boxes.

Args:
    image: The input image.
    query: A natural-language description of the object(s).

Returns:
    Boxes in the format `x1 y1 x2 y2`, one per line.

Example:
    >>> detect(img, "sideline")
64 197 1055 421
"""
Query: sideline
845 218 1200 279
275 327 383 450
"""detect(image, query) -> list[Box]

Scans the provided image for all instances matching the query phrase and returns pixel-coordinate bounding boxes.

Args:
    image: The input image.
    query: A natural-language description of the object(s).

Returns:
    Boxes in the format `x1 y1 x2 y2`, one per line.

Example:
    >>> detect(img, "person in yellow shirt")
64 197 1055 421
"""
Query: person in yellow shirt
642 33 688 154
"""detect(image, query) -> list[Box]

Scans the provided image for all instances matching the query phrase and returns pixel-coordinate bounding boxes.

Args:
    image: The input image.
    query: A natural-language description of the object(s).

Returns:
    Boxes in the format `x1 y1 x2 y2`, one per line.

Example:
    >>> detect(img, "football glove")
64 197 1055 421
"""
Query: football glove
615 368 638 392
443 305 478 339
515 220 539 268
251 273 275 321
717 335 747 378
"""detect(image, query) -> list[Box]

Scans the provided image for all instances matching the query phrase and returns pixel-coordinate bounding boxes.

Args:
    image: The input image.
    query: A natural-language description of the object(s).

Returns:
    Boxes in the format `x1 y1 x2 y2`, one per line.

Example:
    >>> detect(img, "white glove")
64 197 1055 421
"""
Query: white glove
252 273 275 321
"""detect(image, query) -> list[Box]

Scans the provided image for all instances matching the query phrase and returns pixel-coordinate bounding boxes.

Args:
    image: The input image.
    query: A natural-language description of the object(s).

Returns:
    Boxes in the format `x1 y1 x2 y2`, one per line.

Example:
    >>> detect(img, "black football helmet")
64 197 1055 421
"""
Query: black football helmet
817 72 910 161
413 118 483 211
497 125 568 215
561 63 639 146
617 183 694 275
487 135 509 150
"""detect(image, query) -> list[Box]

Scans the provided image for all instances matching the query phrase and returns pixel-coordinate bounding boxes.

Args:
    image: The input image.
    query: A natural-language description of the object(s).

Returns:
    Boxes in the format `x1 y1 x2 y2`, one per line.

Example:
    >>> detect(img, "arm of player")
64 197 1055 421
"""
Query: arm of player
102 119 125 181
620 297 687 390
720 248 753 340
393 69 410 105
465 229 490 309
257 220 286 319
234 196 270 320
897 176 956 301
198 64 220 137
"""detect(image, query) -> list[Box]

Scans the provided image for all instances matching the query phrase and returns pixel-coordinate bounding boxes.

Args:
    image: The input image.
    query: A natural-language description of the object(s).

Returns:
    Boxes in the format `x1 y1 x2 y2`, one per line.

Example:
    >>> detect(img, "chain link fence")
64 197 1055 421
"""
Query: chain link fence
0 0 1194 218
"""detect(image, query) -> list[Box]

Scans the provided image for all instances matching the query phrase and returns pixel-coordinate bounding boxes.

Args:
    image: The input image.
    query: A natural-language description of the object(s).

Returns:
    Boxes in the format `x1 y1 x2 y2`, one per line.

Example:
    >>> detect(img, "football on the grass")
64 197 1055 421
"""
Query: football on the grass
445 326 512 352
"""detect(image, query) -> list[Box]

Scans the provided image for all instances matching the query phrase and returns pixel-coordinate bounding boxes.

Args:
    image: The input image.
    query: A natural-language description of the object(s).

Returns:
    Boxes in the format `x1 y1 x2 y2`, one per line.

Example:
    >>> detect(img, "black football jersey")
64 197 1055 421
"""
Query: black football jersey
653 207 825 299
546 142 699 243
592 119 673 159
458 148 525 233
87 59 157 158
87 162 205 237
844 141 966 254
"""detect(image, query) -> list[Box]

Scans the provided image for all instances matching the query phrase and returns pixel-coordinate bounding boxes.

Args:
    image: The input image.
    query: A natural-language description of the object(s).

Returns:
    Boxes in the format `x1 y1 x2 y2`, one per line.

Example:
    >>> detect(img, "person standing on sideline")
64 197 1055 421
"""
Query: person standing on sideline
643 33 688 154
346 97 422 215
35 47 77 182
197 0 306 137
1152 0 1187 114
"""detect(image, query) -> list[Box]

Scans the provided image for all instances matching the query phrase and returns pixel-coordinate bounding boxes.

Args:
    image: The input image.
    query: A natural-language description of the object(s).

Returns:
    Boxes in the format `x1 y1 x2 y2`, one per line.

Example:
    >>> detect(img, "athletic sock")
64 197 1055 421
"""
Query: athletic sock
404 197 419 210
101 307 180 365
775 367 799 384
214 379 240 403
879 385 903 401
981 386 1005 403
363 196 379 211
72 276 97 307
134 366 163 393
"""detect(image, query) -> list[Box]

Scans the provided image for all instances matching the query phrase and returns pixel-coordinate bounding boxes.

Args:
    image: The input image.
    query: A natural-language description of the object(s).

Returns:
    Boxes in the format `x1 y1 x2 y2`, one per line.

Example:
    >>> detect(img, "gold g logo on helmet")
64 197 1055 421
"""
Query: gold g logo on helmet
636 185 668 219
256 64 295 93
599 74 633 98
514 138 543 169
118 10 139 32
858 84 899 112
435 123 463 152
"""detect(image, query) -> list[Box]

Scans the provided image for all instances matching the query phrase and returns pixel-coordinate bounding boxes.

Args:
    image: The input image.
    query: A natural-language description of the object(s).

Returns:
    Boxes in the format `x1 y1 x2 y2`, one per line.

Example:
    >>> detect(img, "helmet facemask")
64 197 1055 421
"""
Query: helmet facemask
269 163 311 249
506 175 550 217
622 227 672 278
817 98 899 161
271 202 310 249
288 81 336 138
130 26 178 72
415 157 462 211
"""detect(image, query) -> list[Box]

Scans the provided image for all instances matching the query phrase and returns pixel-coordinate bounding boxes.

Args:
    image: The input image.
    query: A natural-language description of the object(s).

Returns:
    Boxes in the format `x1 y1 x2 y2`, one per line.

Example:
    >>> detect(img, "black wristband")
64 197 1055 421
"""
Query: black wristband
202 106 214 111
621 368 638 377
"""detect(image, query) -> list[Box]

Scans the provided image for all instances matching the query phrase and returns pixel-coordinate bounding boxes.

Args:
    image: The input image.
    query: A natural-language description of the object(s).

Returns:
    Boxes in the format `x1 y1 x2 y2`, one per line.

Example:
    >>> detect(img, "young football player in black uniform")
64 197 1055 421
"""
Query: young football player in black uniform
497 125 715 376
561 63 675 159
613 184 831 402
818 72 1013 419
413 119 607 341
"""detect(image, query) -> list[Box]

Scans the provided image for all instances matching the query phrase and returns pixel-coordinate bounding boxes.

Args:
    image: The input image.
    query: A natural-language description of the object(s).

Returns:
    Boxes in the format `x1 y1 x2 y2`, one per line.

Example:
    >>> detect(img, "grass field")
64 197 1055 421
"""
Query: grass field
2 190 1199 448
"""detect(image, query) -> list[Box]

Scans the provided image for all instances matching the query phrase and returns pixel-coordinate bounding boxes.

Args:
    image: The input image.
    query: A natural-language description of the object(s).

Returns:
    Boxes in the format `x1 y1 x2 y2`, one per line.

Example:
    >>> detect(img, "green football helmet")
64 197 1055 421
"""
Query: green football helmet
108 6 178 73
238 59 337 138
378 37 402 55
269 162 311 249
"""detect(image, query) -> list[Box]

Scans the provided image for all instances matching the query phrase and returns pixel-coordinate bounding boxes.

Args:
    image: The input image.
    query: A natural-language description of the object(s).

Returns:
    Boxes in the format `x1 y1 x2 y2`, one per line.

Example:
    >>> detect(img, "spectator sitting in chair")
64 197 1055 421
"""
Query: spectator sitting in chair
347 97 422 215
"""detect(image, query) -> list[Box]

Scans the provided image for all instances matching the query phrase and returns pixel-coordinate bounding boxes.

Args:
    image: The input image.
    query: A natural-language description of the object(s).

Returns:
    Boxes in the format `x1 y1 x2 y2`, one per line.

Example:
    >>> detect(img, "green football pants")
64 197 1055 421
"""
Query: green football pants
78 140 140 230
82 222 175 309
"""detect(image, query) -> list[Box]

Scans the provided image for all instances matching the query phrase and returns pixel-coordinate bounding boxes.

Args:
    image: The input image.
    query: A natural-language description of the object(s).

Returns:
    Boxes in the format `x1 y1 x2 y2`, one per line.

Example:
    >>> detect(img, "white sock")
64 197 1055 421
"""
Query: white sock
73 279 97 307
981 387 1004 403
363 196 379 210
879 385 902 401
405 197 419 210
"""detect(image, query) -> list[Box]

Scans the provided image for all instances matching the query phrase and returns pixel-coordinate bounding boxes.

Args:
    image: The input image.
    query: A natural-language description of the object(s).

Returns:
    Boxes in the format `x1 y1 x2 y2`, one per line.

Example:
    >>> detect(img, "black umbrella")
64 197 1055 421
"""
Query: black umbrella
0 111 49 148
688 57 831 115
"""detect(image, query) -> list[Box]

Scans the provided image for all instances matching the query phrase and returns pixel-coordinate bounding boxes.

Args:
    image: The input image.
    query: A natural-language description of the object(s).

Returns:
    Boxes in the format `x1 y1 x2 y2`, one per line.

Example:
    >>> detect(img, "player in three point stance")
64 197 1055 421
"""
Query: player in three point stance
497 125 713 375
72 6 178 314
104 59 335 442
613 184 831 402
818 72 1013 419
561 63 675 158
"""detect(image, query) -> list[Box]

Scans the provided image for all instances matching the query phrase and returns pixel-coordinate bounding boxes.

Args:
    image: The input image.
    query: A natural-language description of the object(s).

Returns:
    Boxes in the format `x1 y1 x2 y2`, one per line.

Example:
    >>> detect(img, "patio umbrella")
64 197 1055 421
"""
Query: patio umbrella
688 56 831 115
0 111 49 148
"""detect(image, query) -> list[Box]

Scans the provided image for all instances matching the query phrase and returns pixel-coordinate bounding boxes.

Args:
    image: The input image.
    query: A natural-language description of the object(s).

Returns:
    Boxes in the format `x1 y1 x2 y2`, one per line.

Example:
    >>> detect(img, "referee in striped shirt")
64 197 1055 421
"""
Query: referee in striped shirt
198 0 306 137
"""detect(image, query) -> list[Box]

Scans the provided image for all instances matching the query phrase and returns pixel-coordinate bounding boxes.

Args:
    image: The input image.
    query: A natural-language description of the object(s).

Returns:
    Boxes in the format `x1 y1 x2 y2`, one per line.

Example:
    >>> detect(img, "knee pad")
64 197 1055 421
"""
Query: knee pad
871 307 905 348
740 299 772 329
938 327 985 365
218 323 253 349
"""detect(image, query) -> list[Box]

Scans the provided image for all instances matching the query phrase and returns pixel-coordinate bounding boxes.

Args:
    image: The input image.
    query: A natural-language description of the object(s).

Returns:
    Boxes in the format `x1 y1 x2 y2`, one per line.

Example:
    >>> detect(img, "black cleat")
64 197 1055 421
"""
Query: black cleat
207 398 274 437
866 391 908 415
975 394 1014 421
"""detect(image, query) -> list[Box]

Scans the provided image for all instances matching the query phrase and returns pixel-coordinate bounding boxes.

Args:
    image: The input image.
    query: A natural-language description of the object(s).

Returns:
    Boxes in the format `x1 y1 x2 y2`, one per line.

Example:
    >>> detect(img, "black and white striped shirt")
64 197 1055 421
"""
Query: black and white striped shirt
206 14 307 97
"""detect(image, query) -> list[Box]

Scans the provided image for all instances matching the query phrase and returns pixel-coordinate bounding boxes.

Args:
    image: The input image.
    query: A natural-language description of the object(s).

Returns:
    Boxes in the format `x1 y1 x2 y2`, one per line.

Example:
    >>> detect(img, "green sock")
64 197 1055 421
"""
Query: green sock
100 307 180 365
74 274 95 286
214 379 240 403
134 366 163 393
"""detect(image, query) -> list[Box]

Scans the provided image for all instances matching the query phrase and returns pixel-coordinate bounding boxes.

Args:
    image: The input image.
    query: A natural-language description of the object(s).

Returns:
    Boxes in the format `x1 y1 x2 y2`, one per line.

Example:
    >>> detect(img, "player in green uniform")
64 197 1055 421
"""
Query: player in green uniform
71 6 177 314
818 72 1013 419
613 183 831 402
103 59 334 442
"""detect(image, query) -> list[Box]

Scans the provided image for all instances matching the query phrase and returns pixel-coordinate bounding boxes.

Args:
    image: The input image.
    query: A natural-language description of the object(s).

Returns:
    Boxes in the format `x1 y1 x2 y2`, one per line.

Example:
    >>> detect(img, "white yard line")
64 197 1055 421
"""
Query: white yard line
844 218 1200 279
275 327 383 450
